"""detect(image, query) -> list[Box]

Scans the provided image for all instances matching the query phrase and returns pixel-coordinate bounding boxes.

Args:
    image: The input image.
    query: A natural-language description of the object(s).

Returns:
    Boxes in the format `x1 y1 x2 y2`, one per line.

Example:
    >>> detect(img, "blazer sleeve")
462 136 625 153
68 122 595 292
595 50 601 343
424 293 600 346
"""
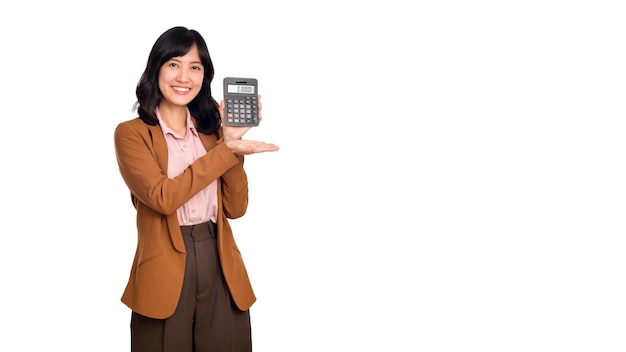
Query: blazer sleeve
220 153 249 219
114 119 241 215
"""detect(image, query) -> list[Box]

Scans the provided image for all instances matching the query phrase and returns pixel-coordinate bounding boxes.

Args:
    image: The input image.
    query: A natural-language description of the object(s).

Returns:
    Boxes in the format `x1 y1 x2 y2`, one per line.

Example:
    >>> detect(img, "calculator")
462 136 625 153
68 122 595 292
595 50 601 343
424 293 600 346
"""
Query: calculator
223 77 259 127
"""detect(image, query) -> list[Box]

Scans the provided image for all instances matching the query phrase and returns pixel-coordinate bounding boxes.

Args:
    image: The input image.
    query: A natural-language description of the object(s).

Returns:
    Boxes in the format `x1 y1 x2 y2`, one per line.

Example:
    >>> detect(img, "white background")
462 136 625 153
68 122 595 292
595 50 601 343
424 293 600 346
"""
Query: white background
1 1 625 351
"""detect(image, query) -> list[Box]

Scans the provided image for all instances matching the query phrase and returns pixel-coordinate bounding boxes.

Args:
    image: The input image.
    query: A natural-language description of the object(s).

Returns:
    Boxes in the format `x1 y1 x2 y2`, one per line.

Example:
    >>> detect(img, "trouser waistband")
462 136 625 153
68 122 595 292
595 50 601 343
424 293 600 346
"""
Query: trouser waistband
180 221 217 241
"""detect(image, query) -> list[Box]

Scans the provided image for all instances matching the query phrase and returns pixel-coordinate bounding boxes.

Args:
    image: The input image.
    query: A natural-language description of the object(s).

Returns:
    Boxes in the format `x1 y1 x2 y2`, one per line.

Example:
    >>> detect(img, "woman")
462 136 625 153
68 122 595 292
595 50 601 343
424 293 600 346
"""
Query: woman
114 26 278 352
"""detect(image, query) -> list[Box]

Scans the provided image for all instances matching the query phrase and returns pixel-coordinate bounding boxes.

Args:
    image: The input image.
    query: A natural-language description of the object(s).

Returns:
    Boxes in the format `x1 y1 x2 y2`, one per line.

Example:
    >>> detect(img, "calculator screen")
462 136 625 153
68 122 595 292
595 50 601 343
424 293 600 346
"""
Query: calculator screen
227 84 255 94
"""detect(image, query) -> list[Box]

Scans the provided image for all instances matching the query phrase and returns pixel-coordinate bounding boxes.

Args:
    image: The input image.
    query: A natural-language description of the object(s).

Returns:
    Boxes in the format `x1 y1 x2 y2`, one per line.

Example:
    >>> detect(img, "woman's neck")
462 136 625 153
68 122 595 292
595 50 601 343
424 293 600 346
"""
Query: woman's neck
159 104 188 136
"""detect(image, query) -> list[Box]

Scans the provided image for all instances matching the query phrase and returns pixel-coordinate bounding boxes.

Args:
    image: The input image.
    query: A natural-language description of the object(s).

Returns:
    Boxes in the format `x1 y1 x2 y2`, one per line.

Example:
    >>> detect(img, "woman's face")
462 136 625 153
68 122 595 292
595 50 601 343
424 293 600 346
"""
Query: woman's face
158 44 204 108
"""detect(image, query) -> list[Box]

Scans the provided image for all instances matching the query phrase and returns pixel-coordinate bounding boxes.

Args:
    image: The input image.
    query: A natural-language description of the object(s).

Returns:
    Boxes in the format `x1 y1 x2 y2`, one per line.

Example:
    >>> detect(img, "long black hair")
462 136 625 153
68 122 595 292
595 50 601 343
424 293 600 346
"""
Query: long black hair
133 26 221 134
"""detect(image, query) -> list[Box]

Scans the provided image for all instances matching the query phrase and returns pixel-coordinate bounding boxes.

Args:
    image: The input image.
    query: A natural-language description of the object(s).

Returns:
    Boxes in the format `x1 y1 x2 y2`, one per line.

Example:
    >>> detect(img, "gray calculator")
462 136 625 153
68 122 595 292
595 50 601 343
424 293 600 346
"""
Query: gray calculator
223 77 259 127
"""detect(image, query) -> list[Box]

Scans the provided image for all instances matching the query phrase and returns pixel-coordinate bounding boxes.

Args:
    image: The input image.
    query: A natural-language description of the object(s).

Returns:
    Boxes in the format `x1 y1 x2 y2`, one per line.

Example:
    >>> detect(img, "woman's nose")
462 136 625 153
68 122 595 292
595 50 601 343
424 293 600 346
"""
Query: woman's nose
176 67 189 81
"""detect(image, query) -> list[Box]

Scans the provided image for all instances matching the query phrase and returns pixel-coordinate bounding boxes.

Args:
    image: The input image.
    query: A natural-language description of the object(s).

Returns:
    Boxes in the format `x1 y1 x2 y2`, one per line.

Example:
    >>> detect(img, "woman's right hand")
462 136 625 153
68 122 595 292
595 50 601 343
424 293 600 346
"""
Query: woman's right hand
224 139 280 155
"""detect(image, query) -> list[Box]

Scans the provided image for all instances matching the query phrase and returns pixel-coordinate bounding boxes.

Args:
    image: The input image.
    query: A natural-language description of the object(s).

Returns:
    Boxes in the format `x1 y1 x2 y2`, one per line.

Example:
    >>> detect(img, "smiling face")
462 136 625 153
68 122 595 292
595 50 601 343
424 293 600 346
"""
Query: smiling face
158 44 204 109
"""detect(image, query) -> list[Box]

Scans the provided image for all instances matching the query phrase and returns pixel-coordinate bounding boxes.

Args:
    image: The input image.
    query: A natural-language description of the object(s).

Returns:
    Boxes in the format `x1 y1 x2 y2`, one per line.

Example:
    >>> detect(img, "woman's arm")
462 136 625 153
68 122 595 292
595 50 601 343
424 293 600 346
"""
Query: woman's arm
114 120 240 215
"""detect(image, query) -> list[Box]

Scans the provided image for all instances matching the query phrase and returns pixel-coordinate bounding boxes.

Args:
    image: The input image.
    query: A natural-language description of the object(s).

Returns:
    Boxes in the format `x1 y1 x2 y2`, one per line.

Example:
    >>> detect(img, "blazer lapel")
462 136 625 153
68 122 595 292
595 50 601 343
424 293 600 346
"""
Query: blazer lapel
145 123 187 253
196 120 220 150
148 123 169 174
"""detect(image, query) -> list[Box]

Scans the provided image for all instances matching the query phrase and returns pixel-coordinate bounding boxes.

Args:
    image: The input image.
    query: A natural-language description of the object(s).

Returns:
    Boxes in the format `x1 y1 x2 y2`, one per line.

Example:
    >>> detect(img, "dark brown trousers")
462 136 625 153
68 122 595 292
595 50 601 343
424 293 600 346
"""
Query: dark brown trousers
130 221 252 352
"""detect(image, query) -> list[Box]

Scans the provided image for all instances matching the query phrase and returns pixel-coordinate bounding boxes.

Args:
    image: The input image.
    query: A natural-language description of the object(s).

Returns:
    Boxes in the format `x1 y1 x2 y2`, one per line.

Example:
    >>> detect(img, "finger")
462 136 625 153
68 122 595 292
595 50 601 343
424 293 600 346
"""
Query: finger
248 141 279 153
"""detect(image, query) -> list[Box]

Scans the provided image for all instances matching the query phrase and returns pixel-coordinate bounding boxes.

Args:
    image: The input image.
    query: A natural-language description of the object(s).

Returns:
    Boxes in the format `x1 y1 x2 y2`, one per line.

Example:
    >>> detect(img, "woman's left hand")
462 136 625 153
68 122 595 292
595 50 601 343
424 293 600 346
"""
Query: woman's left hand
220 95 279 155
220 95 263 141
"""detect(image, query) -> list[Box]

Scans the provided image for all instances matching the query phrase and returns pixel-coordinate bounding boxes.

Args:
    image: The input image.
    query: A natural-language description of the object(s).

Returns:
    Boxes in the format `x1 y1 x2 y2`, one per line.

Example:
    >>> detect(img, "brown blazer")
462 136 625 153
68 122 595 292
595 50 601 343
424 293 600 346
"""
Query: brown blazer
114 117 255 319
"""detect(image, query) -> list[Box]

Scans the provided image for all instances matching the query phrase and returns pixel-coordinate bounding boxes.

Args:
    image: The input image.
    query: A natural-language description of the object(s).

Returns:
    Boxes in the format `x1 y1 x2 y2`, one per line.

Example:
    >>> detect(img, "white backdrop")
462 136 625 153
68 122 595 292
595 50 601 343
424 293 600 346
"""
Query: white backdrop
1 1 625 351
